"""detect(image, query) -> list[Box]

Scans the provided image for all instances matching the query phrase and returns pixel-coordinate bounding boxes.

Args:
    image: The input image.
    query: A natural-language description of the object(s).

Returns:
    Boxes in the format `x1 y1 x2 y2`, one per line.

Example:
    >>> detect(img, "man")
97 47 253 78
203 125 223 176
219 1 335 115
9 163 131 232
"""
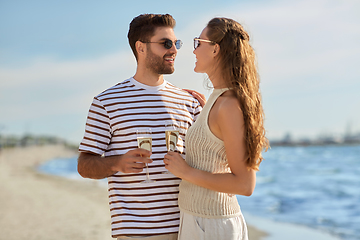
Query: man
78 14 202 240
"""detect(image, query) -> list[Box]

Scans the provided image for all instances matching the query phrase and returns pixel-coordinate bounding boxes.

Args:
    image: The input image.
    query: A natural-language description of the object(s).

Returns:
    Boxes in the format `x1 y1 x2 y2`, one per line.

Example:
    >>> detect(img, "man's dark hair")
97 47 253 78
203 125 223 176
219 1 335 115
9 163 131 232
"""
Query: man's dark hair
127 14 176 60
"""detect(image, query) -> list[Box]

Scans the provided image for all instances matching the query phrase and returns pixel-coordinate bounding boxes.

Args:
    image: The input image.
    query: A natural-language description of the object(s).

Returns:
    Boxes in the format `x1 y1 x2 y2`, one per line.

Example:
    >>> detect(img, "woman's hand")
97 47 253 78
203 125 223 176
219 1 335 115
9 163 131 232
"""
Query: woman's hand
163 151 191 179
183 89 206 107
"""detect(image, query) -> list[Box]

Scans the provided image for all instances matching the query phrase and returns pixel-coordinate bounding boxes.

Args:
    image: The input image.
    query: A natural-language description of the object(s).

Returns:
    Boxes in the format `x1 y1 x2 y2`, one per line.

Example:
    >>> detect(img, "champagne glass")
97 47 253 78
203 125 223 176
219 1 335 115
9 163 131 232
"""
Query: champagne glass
163 121 180 174
137 128 155 183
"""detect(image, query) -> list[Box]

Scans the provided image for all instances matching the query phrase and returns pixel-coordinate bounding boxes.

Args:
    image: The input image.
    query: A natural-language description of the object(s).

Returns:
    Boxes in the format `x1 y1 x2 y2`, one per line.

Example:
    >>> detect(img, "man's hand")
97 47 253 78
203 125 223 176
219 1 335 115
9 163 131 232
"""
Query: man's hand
78 149 152 179
114 148 152 173
183 89 206 107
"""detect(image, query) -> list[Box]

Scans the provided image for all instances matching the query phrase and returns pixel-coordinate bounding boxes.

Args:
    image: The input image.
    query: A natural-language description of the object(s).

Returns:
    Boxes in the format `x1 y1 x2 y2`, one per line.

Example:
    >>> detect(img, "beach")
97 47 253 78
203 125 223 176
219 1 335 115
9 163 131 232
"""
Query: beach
0 145 112 240
0 145 267 240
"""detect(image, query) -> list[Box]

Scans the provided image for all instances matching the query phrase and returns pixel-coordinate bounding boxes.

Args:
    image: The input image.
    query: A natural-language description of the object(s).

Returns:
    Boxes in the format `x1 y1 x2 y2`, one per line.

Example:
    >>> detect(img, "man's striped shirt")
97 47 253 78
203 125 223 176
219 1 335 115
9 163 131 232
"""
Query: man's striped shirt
79 77 202 238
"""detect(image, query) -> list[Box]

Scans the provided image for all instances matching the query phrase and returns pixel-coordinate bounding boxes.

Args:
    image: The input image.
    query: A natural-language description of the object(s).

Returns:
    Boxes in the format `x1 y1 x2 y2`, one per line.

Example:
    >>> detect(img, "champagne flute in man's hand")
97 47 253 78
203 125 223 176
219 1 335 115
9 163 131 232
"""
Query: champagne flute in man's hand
137 128 155 183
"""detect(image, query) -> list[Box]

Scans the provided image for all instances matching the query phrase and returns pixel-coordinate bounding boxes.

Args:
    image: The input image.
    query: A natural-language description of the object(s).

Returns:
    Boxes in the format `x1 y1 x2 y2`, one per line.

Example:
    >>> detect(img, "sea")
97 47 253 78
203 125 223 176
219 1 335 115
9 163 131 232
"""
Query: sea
38 145 360 240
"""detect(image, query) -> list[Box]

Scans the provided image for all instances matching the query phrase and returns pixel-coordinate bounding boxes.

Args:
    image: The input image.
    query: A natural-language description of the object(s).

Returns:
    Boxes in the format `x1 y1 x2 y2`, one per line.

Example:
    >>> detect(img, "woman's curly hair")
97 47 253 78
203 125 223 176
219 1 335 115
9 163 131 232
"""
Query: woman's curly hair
206 17 269 170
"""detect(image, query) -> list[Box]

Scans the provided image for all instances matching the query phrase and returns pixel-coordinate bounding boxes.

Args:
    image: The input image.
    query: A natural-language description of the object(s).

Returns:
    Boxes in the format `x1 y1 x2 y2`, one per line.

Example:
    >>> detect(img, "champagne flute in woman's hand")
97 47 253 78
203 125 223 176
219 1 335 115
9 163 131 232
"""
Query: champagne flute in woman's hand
163 121 180 174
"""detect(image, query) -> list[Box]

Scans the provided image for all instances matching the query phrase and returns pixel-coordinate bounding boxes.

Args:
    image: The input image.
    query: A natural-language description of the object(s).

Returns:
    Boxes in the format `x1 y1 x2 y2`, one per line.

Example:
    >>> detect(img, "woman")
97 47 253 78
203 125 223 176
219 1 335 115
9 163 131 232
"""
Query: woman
164 17 269 240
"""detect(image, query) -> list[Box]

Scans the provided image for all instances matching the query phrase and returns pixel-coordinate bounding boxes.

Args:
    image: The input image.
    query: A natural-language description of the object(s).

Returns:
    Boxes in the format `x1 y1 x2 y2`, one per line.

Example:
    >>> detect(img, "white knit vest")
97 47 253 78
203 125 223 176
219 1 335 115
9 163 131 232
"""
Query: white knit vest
178 88 241 218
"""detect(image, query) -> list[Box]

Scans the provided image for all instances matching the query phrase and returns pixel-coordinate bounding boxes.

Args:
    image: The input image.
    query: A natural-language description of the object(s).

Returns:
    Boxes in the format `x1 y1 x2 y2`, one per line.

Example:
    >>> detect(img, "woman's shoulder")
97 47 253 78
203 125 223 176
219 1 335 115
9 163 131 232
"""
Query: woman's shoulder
216 92 244 122
217 91 241 110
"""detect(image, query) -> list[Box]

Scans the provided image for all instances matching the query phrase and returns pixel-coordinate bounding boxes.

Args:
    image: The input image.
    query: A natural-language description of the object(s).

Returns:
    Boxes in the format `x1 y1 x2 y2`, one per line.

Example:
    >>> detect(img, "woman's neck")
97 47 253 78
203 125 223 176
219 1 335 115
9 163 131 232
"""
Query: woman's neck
208 70 227 89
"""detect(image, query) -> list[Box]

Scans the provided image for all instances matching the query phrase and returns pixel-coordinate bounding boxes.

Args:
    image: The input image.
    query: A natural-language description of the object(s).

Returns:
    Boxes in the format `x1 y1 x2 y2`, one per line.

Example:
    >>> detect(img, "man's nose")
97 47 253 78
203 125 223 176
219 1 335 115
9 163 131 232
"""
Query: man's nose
168 43 178 53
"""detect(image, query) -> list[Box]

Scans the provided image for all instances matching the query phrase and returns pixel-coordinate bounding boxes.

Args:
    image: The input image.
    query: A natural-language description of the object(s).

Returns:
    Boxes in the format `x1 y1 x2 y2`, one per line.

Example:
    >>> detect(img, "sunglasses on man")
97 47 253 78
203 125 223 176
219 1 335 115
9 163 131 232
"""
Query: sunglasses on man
143 39 183 50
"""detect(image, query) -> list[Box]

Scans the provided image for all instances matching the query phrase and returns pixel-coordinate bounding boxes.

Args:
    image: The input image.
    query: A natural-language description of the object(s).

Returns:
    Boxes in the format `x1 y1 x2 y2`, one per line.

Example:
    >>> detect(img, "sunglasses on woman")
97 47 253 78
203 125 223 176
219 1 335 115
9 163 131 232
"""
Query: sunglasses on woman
143 39 183 50
193 38 217 50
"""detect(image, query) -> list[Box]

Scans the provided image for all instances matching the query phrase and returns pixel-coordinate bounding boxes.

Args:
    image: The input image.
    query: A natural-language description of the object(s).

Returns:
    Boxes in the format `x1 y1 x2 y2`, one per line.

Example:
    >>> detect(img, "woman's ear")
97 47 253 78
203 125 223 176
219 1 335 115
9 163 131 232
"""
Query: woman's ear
213 44 220 57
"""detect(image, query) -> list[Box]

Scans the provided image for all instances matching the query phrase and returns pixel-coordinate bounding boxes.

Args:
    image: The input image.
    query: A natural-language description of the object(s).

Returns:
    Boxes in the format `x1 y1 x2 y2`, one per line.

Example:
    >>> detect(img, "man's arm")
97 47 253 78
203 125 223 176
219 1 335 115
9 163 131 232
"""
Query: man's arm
77 148 152 179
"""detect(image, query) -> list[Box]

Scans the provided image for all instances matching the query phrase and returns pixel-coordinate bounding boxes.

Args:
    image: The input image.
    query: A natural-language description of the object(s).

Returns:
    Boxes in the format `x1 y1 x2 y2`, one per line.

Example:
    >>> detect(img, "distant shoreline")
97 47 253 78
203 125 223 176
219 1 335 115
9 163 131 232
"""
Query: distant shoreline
269 133 360 147
270 141 360 147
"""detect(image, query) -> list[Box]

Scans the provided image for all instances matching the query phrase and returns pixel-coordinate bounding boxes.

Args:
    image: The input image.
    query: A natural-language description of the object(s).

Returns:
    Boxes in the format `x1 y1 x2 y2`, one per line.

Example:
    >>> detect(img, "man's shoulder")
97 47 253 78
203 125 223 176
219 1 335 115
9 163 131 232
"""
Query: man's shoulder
164 81 195 99
95 78 136 99
164 81 182 91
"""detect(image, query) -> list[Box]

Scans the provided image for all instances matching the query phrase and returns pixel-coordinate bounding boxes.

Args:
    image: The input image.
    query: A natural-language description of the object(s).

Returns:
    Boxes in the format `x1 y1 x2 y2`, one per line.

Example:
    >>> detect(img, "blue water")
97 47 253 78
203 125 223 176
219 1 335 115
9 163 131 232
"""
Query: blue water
38 156 81 180
38 145 360 240
238 145 360 240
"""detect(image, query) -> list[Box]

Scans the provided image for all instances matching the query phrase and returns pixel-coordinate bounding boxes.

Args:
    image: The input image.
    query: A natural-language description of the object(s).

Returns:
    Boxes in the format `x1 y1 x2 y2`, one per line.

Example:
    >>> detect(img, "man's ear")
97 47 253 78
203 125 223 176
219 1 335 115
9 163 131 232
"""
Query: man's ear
136 41 146 56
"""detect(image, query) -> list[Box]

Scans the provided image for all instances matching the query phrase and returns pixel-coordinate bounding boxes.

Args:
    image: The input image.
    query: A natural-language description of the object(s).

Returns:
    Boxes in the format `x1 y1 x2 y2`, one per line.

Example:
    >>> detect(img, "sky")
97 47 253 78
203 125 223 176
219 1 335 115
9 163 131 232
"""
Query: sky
0 0 359 144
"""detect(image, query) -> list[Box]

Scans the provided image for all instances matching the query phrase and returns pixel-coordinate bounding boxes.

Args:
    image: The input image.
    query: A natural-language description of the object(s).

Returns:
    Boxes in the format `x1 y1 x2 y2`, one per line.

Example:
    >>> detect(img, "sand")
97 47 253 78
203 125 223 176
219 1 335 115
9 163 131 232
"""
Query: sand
0 145 267 240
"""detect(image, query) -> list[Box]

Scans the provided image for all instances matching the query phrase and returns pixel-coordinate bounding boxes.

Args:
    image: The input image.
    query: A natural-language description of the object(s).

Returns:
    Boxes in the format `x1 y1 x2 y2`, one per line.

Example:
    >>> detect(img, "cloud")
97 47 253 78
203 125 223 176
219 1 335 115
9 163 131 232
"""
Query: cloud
0 51 137 121
1 0 359 141
172 0 360 89
0 51 136 88
216 0 360 137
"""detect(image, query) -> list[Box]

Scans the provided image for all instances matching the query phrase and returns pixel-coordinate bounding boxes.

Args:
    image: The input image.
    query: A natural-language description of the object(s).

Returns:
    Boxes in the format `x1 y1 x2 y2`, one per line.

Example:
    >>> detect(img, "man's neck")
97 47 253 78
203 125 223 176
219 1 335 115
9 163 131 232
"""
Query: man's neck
133 71 164 87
